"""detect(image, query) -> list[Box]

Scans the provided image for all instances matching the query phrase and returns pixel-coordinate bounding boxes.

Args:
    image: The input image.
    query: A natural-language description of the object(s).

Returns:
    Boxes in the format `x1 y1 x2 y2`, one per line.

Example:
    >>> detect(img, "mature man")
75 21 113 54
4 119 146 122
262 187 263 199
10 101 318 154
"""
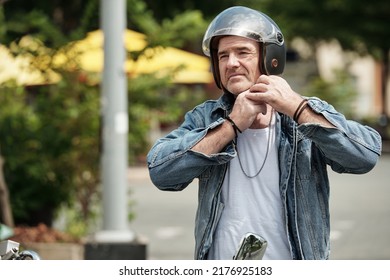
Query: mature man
147 6 382 260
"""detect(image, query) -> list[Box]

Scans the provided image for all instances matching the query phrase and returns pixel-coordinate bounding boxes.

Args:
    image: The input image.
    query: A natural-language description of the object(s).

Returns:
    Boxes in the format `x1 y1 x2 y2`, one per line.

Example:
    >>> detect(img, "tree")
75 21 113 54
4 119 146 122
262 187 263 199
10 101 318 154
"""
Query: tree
142 0 237 22
0 0 210 230
0 0 99 46
260 0 390 129
0 149 14 227
142 0 390 129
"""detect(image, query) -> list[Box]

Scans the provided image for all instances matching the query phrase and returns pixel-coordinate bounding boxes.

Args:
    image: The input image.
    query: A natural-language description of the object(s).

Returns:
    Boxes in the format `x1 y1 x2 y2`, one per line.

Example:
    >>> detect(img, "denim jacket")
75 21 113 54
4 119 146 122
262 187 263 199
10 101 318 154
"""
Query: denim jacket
147 92 382 260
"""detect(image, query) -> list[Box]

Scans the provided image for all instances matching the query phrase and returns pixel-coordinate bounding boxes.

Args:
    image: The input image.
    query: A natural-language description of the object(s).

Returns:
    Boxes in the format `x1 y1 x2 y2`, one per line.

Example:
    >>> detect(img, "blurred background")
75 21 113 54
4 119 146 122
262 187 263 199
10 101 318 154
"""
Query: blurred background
0 0 389 259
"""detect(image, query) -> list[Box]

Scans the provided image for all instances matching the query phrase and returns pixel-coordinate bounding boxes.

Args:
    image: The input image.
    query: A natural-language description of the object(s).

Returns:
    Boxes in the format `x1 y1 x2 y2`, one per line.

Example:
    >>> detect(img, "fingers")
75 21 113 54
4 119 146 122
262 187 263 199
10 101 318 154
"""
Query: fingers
245 87 269 103
250 75 269 92
255 74 269 83
230 92 267 129
246 75 299 116
251 74 282 91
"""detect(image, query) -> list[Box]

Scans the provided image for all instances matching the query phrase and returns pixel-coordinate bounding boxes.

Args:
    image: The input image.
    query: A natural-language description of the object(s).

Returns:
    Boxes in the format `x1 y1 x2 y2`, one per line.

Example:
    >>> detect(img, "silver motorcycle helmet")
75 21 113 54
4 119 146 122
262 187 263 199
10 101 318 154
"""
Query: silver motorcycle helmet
202 6 286 88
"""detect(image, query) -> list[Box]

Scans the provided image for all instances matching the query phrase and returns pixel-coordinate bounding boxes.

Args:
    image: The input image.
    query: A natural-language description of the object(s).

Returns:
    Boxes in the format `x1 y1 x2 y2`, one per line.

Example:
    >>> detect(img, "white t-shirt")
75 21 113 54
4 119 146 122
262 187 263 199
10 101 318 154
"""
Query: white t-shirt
207 119 292 260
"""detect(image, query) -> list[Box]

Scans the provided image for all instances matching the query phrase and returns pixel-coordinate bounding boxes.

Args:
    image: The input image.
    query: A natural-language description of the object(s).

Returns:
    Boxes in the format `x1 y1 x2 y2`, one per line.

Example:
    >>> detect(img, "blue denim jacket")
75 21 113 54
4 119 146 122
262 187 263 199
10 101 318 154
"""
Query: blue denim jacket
147 92 382 260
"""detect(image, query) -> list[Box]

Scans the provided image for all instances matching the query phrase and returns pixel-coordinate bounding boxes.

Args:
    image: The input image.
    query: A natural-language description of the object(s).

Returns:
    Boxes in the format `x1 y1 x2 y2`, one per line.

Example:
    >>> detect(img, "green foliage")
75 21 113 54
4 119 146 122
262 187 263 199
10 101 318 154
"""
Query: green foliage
257 0 390 60
1 0 99 45
0 68 205 229
127 0 208 52
127 74 170 163
142 0 237 21
0 73 101 226
303 70 358 118
127 0 160 34
126 73 206 163
0 0 209 233
0 5 6 39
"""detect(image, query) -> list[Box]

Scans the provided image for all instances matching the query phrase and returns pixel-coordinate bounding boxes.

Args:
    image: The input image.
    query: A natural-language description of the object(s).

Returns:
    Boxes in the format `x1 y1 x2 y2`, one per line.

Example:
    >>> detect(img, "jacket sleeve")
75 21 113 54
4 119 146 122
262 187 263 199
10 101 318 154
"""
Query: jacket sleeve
147 107 235 191
298 97 382 174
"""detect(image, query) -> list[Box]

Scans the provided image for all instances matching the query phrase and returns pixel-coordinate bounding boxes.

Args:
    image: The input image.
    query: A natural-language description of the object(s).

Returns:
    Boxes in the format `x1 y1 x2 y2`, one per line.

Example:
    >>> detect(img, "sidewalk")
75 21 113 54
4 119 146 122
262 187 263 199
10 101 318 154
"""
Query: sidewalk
128 165 150 181
128 165 197 259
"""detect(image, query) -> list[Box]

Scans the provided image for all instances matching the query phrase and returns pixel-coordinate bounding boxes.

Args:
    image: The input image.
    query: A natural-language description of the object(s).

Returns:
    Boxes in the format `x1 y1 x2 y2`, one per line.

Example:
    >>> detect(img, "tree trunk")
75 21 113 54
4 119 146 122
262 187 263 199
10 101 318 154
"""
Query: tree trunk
0 152 14 227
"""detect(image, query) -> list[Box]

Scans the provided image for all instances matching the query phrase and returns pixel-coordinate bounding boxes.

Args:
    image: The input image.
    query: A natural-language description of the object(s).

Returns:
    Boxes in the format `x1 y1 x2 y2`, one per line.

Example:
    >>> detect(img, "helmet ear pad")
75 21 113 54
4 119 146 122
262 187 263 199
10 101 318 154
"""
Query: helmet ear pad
262 42 286 75
210 37 223 89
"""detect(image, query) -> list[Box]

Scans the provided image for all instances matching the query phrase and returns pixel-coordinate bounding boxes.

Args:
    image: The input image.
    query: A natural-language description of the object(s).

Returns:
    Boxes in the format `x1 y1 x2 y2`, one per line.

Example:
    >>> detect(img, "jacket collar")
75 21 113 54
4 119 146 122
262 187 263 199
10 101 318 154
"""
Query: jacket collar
216 90 236 113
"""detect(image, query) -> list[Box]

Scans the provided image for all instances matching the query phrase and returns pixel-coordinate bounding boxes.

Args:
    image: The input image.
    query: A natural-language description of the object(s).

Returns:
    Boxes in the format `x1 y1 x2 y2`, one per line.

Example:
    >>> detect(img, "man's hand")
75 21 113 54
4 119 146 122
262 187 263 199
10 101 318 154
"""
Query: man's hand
246 75 335 127
247 75 303 118
228 90 267 131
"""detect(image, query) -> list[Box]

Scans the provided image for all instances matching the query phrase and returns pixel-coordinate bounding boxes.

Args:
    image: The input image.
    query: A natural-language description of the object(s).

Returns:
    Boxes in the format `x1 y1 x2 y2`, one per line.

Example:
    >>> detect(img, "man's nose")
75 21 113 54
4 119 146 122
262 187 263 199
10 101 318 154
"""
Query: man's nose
227 54 240 68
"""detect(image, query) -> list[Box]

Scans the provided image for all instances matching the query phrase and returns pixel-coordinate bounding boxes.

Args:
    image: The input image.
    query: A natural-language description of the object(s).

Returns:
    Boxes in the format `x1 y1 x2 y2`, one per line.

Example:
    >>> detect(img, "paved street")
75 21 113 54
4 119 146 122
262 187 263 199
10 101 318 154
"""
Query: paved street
128 154 390 260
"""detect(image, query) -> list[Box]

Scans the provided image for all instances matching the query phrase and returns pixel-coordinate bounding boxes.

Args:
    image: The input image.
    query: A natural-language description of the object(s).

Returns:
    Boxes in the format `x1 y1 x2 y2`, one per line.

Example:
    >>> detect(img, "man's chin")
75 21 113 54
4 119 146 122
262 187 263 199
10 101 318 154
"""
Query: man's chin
225 80 252 95
227 86 251 96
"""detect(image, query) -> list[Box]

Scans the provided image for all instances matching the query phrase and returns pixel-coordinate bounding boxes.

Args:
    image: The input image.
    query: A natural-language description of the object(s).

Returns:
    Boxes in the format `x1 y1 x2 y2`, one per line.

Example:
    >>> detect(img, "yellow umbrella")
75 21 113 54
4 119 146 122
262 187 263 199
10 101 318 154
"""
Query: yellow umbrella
54 29 147 73
0 36 61 86
54 29 212 84
125 46 212 83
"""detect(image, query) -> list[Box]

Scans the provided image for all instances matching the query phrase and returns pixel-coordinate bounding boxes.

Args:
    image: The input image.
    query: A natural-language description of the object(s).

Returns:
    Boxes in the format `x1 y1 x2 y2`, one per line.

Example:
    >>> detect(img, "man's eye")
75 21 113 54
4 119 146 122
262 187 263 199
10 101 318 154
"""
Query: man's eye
239 51 250 56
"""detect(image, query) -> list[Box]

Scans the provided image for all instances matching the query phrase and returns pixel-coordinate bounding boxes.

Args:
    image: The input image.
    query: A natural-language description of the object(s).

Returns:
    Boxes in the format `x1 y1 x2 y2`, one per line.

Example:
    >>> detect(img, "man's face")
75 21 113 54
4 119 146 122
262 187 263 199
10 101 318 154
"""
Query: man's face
217 36 261 95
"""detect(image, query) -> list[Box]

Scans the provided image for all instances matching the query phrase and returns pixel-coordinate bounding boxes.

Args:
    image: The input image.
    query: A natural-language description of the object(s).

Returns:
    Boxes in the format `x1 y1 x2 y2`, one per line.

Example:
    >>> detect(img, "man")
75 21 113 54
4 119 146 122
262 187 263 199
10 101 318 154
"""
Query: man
147 6 382 260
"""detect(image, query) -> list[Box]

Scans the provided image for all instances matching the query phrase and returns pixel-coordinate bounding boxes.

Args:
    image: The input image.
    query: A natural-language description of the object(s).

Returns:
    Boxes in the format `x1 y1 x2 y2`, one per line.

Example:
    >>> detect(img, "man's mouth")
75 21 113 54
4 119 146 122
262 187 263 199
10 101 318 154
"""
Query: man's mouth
228 73 244 80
